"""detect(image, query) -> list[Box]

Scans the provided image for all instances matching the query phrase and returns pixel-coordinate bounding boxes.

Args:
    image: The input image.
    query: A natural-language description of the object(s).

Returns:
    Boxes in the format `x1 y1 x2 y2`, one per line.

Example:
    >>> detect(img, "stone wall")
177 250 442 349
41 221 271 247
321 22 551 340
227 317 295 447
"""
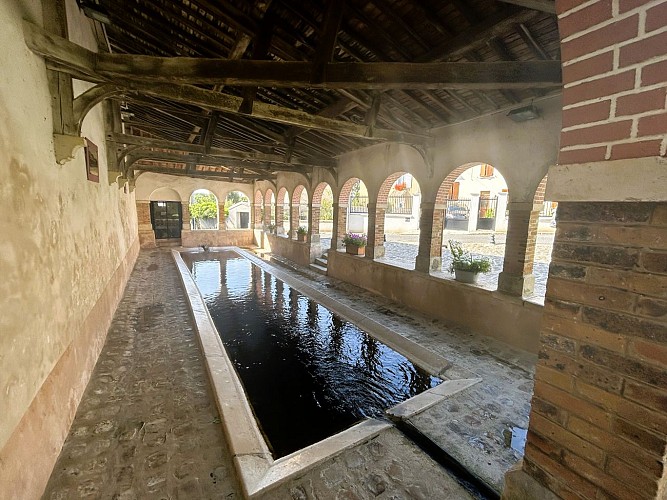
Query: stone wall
181 229 254 248
327 251 544 352
0 0 139 497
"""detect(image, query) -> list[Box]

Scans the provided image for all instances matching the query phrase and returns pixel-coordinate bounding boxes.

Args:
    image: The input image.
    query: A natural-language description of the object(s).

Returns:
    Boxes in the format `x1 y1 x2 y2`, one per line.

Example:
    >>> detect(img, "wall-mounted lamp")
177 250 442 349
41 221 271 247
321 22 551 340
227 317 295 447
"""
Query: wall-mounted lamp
76 0 111 24
507 105 540 122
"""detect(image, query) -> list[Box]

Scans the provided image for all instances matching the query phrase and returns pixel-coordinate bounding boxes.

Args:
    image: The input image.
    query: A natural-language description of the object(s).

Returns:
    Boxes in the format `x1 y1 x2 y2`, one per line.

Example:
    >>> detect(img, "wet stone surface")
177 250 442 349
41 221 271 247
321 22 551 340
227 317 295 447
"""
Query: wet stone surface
256 428 477 500
42 249 241 499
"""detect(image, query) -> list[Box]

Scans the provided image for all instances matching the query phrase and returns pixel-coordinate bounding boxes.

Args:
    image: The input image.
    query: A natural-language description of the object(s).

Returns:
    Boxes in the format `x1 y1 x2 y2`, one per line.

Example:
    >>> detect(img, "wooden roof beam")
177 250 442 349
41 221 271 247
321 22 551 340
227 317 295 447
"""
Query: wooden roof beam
497 0 556 14
113 133 334 168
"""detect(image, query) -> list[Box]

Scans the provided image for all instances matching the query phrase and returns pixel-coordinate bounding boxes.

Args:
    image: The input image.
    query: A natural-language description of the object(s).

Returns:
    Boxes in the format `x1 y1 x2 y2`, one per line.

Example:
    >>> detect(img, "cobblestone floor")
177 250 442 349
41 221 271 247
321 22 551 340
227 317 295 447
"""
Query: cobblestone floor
42 250 241 499
42 249 498 500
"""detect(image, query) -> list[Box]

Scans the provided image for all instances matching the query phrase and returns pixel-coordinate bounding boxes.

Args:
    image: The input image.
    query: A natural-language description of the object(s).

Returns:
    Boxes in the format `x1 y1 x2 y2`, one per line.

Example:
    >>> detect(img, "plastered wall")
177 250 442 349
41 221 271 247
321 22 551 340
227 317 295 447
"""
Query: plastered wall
0 0 138 495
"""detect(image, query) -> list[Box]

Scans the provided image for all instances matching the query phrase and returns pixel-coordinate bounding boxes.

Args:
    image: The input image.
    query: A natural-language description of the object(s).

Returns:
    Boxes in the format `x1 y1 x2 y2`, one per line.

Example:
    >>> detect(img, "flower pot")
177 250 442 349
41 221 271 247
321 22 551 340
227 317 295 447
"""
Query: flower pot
297 234 307 242
345 244 365 256
454 269 479 284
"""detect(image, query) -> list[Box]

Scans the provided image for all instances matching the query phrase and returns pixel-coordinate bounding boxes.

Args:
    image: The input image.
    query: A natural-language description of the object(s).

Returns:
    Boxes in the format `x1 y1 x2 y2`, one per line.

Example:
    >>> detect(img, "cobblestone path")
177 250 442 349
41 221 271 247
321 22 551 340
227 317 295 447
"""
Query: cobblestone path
42 250 241 499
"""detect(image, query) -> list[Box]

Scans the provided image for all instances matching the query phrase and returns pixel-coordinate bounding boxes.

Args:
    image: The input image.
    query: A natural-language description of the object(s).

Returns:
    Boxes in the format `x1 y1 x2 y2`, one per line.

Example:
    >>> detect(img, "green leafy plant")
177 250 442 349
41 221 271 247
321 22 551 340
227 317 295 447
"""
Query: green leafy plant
189 193 218 229
297 226 308 235
266 223 276 232
342 233 367 247
448 240 491 274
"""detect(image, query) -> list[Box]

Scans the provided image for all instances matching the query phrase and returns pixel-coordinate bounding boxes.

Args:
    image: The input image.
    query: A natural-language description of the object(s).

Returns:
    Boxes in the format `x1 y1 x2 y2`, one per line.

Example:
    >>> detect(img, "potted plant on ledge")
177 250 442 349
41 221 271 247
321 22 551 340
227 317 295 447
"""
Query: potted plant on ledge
265 223 276 234
296 226 308 242
342 233 367 256
448 240 491 284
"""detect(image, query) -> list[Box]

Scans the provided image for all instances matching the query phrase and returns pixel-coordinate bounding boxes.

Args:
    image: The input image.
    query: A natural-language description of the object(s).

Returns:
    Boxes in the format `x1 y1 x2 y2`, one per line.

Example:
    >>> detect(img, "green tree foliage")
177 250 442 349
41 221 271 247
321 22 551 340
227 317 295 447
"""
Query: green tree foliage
320 187 333 220
189 192 218 229
223 191 249 218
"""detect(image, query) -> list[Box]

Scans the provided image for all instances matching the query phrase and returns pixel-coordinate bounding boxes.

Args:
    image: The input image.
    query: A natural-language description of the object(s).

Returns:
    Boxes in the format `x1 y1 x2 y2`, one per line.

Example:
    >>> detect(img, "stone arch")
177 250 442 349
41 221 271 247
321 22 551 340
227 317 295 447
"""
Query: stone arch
148 187 181 202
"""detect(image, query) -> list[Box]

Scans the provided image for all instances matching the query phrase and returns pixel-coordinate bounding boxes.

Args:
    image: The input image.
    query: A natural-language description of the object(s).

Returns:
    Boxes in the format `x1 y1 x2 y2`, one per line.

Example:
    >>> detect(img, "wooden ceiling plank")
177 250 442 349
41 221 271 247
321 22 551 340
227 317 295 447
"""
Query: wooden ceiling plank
416 8 539 62
121 81 432 144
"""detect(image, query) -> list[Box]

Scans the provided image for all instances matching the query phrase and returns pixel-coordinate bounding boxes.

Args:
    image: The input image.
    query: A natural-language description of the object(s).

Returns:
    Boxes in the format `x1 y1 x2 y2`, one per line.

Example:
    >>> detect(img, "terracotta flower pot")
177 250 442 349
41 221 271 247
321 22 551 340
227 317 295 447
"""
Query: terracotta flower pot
345 244 365 256
297 233 307 242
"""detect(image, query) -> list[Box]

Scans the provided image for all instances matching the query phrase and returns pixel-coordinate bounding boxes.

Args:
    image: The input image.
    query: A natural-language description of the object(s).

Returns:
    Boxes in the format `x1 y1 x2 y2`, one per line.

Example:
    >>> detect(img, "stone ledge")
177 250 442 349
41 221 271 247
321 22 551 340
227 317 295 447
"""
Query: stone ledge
546 157 667 202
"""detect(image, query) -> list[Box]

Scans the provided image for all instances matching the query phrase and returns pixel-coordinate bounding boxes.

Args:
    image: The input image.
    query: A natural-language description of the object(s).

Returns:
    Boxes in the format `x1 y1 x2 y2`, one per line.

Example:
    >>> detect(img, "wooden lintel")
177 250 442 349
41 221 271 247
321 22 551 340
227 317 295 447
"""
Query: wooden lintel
112 133 334 168
23 22 558 92
125 149 314 174
134 166 274 183
96 58 561 90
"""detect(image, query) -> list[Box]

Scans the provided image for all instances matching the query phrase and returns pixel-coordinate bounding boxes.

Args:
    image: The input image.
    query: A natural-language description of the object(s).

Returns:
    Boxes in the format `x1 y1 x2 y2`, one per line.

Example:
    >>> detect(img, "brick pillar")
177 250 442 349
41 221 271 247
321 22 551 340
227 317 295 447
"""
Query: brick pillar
264 203 272 229
290 204 299 239
503 2 667 497
366 203 385 260
311 203 321 240
497 202 540 297
415 202 444 272
218 202 226 229
275 204 283 235
136 200 155 247
333 202 347 250
506 202 667 500
253 203 263 228
181 203 190 231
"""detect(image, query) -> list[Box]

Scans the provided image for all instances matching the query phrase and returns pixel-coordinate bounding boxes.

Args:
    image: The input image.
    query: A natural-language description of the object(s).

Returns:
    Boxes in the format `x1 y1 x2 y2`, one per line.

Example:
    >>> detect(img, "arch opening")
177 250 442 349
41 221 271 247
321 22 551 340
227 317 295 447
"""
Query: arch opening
189 189 219 230
224 191 250 229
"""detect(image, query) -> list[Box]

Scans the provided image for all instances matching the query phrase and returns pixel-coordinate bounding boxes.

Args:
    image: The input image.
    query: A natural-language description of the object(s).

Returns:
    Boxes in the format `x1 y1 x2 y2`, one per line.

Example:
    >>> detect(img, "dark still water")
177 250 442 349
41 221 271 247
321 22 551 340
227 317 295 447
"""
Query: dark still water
184 251 439 458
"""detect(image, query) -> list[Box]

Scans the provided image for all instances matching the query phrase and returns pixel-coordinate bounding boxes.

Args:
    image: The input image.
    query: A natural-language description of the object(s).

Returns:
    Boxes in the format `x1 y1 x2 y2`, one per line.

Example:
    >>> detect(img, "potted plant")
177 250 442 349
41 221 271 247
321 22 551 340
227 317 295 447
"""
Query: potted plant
265 223 276 234
342 233 367 256
448 240 491 284
296 226 308 242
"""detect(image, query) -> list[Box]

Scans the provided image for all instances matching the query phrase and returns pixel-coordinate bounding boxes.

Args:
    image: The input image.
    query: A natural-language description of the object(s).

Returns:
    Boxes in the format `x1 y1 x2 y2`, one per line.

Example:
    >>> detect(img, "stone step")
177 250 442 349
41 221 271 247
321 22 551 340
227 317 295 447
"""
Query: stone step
314 257 328 267
309 263 328 275
320 253 328 261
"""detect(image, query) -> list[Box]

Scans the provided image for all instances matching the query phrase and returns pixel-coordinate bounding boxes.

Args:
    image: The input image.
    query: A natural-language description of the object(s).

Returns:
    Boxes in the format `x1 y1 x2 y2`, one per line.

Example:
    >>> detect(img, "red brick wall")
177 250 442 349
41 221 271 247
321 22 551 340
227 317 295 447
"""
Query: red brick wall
558 0 667 165
524 202 667 499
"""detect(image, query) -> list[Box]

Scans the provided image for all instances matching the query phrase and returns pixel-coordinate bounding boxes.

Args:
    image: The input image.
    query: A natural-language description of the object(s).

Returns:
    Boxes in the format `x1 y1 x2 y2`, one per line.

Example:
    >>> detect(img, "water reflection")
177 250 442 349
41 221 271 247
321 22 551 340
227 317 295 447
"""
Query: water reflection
185 251 440 458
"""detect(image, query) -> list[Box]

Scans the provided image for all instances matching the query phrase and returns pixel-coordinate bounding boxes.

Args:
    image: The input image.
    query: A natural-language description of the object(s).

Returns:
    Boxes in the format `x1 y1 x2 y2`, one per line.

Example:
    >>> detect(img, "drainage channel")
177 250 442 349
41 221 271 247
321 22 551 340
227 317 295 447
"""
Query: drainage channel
394 419 500 500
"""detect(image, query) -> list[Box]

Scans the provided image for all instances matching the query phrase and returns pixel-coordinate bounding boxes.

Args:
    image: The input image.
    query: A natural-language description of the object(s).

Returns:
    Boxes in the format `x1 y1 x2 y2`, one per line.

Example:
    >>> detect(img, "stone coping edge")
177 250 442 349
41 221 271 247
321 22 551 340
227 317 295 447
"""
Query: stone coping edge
235 247 452 377
172 249 394 498
386 378 482 421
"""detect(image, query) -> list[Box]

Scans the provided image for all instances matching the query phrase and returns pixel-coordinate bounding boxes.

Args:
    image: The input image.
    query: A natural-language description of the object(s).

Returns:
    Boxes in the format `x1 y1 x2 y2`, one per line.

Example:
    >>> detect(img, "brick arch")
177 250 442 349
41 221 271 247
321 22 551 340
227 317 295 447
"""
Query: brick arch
377 171 409 205
338 177 363 206
533 174 549 205
312 182 331 205
277 187 289 204
291 184 307 205
254 189 263 205
434 162 505 203
264 188 275 206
